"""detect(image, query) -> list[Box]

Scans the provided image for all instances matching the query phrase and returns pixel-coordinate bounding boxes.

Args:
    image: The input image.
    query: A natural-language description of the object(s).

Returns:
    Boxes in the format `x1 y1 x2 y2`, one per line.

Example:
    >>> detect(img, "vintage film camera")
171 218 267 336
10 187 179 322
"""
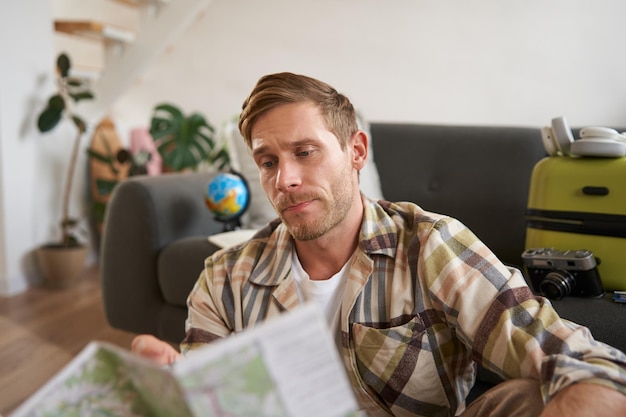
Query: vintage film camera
522 248 604 300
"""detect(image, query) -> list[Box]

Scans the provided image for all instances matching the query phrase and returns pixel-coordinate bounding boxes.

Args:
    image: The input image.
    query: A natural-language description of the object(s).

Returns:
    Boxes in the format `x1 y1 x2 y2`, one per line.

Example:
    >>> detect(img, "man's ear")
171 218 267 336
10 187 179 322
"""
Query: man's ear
350 130 368 171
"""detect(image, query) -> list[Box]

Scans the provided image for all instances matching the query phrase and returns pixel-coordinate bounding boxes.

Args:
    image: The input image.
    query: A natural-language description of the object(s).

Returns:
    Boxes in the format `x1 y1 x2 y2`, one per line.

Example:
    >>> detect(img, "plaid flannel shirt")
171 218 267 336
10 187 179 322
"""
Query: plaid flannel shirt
181 198 626 417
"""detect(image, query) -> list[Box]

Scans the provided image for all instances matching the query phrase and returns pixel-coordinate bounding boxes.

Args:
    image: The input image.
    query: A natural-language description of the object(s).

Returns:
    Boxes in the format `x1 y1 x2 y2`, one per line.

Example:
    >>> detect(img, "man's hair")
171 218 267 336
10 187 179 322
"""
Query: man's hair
238 72 358 149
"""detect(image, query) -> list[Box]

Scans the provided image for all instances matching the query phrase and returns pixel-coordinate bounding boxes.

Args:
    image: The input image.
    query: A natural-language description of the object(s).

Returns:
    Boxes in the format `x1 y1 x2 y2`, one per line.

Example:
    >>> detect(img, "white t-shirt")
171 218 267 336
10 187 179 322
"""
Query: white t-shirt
291 249 351 350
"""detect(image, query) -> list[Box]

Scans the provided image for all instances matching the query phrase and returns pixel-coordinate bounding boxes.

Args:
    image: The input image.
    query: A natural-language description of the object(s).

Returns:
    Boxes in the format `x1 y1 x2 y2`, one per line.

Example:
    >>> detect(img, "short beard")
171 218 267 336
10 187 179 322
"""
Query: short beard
276 173 354 241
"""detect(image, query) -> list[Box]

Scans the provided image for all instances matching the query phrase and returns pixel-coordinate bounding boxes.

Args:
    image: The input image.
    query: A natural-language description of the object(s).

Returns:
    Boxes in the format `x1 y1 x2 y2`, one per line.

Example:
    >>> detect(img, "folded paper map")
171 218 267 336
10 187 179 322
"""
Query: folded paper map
12 304 361 417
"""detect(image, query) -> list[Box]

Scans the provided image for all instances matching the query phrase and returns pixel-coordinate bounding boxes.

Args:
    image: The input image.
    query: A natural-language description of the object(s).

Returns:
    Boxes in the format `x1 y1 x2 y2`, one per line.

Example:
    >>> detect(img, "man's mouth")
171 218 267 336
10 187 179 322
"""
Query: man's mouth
277 196 317 213
283 200 312 213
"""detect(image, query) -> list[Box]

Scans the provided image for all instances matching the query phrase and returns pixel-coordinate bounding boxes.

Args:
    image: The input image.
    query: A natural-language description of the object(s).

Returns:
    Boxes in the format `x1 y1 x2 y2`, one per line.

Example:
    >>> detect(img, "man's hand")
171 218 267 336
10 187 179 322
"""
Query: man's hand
131 334 181 366
541 382 626 416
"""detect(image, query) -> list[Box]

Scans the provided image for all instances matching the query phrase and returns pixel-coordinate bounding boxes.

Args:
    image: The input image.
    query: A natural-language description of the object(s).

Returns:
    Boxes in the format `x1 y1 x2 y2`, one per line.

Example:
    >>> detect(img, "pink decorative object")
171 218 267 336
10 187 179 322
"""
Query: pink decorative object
131 127 162 176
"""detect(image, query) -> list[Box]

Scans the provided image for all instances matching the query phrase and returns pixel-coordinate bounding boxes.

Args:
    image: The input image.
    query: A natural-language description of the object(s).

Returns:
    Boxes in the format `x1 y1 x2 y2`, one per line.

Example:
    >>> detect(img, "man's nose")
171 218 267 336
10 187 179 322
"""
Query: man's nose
275 160 302 191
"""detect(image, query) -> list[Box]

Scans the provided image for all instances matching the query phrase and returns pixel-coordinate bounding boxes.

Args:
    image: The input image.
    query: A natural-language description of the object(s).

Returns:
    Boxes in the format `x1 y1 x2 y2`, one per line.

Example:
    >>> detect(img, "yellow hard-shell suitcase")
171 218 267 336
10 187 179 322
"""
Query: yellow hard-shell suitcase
525 156 626 291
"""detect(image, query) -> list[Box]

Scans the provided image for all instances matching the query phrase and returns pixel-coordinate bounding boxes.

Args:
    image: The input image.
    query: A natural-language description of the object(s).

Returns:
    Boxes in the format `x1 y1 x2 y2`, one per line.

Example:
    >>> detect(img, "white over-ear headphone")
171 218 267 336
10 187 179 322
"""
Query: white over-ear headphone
571 125 626 157
542 116 626 158
541 116 575 156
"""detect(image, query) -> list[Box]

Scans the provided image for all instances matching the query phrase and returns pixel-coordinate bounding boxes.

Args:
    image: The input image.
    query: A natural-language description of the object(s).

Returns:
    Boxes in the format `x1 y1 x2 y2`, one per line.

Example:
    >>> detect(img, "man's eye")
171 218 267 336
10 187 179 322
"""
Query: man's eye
297 150 311 157
260 160 274 169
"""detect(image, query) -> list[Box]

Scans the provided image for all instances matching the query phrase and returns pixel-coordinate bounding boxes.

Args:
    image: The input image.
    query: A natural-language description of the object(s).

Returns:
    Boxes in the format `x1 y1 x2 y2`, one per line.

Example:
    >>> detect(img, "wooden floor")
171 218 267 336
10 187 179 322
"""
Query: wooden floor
0 265 137 415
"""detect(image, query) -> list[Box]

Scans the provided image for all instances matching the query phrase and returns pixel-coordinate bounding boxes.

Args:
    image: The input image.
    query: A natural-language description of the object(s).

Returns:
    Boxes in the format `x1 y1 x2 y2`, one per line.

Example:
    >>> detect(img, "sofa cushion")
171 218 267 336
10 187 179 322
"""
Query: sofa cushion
158 237 220 306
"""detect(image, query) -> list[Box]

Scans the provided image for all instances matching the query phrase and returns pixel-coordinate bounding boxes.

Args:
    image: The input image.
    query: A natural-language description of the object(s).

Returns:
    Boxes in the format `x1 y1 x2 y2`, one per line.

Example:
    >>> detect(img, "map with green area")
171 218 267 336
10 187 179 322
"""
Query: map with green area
17 344 192 417
178 342 289 417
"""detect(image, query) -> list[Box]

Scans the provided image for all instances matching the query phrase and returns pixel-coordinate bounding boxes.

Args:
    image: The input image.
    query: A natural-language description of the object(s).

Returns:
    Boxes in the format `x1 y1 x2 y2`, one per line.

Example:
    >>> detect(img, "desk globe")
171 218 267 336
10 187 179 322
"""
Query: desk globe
205 171 250 231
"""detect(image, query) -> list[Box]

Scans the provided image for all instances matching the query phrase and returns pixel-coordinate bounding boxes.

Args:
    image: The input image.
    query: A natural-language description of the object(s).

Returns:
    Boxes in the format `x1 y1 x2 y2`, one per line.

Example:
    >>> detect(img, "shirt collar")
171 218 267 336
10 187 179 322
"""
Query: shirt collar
247 196 398 287
359 196 398 259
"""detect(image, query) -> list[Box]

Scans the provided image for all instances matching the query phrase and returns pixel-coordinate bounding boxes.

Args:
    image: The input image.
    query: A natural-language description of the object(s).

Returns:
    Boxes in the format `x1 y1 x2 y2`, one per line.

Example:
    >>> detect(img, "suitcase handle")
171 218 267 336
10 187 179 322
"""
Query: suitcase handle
582 186 609 196
526 209 626 238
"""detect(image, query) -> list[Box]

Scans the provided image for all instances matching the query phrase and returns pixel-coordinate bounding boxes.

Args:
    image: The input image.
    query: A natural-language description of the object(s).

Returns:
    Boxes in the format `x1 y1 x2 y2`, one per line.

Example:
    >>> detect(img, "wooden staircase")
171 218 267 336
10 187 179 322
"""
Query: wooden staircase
51 0 211 123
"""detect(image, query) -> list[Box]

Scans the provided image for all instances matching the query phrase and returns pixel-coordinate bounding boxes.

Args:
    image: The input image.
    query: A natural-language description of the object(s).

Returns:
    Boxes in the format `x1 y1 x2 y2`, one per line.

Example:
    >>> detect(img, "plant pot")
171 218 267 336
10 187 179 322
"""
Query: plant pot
36 244 88 289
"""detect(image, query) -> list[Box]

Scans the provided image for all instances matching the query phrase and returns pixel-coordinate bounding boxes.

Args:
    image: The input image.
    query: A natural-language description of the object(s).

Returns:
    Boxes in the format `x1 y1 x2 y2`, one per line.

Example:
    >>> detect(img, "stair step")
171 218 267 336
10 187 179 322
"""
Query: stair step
54 20 137 43
110 0 170 6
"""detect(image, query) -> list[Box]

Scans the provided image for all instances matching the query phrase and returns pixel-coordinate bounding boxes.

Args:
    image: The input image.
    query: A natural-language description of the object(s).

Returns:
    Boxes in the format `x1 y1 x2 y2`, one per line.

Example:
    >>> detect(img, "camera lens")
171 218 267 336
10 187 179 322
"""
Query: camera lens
539 270 576 300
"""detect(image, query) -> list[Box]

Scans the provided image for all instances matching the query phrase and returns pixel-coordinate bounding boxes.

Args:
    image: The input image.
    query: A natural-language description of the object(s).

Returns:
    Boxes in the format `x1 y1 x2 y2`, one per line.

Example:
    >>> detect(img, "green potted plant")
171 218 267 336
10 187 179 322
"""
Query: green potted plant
35 53 94 288
149 103 230 172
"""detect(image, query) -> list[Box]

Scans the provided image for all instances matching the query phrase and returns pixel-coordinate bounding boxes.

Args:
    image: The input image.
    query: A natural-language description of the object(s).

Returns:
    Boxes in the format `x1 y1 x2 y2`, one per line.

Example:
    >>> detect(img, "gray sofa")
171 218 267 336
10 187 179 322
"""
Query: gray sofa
101 122 626 358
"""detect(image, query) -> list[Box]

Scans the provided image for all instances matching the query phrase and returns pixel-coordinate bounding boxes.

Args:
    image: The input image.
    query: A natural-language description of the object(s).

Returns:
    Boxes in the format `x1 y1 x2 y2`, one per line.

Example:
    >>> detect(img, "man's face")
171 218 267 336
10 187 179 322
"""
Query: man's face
250 102 361 241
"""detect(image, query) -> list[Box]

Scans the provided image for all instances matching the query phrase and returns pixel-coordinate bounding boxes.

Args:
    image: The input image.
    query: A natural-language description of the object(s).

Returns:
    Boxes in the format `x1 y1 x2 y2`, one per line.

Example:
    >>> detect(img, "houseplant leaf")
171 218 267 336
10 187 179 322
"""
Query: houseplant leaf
71 115 87 133
87 135 120 176
210 147 231 170
67 78 84 87
86 148 114 164
150 103 221 172
48 94 66 111
37 107 63 133
70 91 95 102
56 53 71 77
95 178 119 196
92 201 107 223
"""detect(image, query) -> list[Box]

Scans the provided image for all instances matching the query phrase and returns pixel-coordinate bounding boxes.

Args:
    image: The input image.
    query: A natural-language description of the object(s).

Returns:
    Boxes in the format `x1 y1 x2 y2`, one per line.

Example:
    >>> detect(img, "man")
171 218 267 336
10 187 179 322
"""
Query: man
133 72 626 416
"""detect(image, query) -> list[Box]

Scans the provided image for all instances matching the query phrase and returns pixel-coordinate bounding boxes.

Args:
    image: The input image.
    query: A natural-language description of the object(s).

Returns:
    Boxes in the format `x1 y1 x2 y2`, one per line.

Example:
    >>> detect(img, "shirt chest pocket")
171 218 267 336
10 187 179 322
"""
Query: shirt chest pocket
351 315 450 413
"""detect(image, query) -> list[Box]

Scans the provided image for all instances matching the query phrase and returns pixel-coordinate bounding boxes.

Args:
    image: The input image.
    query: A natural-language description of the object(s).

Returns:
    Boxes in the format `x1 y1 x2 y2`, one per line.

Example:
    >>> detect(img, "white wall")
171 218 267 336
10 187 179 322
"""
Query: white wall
112 0 626 139
0 0 61 295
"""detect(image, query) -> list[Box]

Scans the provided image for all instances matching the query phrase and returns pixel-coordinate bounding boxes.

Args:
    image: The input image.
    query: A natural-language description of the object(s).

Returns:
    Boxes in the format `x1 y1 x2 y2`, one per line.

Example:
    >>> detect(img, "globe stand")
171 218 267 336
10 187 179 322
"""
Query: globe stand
216 217 243 233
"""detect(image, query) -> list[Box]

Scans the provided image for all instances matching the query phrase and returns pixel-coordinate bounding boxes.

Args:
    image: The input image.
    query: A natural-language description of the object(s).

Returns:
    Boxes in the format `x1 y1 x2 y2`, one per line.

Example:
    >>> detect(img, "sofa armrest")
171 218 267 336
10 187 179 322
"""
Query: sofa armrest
100 172 223 336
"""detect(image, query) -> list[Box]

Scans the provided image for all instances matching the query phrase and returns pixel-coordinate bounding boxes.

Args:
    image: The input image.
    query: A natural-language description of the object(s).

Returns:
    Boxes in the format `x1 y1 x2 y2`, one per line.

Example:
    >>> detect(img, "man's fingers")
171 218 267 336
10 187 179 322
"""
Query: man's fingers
131 334 180 366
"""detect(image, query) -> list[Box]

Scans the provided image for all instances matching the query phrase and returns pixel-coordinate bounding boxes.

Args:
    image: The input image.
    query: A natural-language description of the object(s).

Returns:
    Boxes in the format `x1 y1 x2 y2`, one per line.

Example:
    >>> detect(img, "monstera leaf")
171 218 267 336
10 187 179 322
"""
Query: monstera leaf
149 103 230 172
